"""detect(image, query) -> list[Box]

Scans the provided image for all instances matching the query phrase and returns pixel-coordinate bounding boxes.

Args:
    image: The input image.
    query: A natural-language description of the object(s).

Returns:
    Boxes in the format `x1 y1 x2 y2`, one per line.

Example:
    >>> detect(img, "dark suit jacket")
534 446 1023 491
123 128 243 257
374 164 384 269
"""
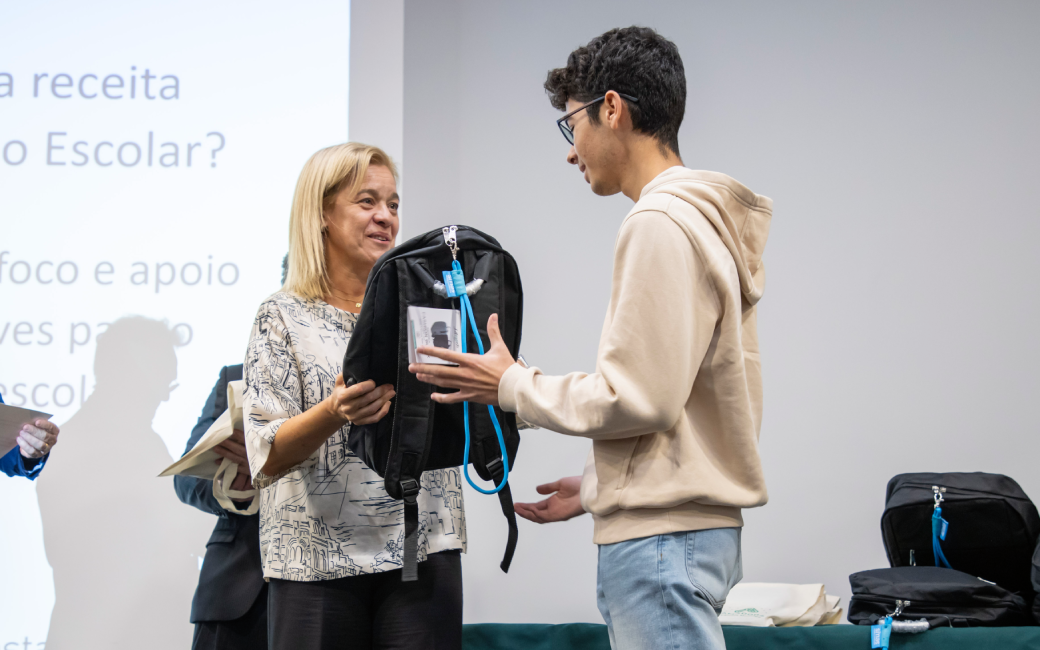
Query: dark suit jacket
174 364 265 623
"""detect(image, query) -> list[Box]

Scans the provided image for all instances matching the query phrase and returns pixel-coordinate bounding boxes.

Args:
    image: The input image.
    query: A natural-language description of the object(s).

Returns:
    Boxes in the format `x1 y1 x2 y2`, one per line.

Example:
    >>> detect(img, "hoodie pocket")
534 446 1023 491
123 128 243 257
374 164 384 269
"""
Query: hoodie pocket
616 436 643 490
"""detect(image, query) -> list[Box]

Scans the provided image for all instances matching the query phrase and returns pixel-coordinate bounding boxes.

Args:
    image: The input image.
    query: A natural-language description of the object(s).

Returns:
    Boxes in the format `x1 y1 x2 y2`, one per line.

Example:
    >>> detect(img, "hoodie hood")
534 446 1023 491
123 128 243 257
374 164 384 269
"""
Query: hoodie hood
640 167 772 305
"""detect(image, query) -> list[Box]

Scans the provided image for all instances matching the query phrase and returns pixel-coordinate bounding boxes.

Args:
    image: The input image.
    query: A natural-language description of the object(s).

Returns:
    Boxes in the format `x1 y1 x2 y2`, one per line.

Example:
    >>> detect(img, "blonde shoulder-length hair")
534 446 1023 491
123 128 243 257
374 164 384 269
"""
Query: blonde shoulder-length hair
282 142 398 300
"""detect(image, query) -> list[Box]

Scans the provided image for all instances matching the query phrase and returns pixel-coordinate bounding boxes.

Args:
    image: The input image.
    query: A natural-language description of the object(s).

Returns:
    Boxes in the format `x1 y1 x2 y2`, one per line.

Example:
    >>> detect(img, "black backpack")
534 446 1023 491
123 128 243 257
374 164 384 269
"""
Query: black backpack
1032 538 1040 622
342 225 523 581
848 566 1031 628
881 472 1040 597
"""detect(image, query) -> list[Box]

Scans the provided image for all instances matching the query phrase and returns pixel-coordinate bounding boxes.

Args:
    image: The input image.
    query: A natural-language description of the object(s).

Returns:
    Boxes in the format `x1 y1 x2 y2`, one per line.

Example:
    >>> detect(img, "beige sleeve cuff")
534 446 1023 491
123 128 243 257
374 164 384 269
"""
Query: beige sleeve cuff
498 362 532 414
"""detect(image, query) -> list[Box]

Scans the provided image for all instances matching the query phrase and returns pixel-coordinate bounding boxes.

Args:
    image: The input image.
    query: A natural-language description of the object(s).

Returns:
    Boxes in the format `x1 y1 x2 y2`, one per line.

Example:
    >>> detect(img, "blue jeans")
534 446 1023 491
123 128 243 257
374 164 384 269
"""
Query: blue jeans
597 528 742 650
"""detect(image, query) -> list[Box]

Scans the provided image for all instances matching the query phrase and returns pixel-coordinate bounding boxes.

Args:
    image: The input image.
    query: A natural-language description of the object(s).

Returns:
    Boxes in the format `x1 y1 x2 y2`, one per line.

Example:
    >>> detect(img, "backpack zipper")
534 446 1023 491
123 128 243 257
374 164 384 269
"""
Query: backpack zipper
852 593 1019 608
383 227 459 483
897 482 1030 502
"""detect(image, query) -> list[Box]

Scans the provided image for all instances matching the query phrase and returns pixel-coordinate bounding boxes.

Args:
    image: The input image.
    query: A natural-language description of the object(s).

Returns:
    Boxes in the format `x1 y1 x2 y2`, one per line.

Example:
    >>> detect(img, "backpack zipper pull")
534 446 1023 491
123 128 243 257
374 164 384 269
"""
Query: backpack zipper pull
442 225 459 260
892 600 909 618
932 485 945 510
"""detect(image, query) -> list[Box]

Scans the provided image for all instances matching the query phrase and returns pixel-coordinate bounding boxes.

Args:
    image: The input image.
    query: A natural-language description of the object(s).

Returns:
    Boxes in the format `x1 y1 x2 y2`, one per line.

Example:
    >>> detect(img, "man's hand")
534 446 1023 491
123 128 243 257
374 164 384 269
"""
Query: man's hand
514 476 586 524
18 419 60 459
409 313 515 406
214 428 254 495
228 470 253 494
213 428 250 469
327 376 396 425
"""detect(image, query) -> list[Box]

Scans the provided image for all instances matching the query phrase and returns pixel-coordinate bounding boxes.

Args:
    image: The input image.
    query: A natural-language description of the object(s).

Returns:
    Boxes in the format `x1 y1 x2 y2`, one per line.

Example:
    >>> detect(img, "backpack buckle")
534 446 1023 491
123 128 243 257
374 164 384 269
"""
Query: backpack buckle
400 477 420 503
485 457 504 481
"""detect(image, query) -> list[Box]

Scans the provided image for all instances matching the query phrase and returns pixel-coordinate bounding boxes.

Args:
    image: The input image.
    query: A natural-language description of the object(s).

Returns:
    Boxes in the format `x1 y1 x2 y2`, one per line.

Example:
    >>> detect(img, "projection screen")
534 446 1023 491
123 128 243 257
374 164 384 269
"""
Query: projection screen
0 1 373 646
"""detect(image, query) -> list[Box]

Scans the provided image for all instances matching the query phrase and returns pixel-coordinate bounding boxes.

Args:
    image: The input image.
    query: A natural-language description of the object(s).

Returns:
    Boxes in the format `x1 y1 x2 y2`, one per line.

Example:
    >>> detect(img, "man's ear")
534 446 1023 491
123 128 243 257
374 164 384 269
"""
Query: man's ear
603 90 629 132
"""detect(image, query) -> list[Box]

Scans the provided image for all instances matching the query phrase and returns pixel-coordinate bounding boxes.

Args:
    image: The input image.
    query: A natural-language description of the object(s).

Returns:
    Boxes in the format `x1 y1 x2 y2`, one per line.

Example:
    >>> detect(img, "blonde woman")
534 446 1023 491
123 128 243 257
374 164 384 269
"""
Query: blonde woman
244 143 466 650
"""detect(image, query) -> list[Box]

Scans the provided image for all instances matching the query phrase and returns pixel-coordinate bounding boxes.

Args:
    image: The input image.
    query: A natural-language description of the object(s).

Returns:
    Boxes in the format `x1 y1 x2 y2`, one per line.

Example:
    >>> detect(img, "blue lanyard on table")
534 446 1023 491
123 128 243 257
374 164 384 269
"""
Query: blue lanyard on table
871 616 893 650
932 487 951 568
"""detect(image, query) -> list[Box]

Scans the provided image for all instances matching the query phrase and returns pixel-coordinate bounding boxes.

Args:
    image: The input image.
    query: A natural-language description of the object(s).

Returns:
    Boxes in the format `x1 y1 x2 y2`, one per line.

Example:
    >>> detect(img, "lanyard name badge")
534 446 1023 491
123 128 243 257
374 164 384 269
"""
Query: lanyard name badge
871 599 913 650
871 616 893 650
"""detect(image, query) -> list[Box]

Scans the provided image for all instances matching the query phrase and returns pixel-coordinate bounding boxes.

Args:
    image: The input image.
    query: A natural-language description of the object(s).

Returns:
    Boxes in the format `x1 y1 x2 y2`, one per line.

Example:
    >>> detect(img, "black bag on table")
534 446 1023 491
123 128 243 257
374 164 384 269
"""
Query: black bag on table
848 566 1031 628
1032 538 1040 623
342 225 523 581
881 472 1040 597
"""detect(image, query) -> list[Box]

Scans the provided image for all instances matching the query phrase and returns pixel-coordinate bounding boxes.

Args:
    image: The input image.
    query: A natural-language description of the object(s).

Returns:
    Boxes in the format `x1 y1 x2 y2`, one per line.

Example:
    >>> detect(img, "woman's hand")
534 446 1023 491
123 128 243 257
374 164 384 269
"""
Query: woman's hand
328 375 396 425
18 419 60 459
261 376 395 477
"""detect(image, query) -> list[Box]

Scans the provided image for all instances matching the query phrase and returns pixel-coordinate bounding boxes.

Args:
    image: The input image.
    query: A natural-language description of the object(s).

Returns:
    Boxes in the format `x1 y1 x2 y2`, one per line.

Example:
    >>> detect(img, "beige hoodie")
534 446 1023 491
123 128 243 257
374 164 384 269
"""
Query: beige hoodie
499 167 772 545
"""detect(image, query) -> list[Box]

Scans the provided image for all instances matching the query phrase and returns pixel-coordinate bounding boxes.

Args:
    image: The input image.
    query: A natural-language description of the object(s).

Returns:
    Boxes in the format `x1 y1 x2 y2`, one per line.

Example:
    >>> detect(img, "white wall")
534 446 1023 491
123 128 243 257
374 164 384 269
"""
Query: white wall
402 0 1040 623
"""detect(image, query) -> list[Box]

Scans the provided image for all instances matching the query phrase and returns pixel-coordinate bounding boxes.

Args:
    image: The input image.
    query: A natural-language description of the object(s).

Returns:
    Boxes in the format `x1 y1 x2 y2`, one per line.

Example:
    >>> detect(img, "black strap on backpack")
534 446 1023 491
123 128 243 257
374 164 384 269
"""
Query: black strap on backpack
343 225 523 581
487 457 518 573
400 477 421 581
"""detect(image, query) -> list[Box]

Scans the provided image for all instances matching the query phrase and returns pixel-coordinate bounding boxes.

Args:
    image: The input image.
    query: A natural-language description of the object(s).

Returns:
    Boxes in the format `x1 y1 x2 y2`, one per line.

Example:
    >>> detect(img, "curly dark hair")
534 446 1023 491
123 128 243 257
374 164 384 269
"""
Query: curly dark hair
545 26 686 156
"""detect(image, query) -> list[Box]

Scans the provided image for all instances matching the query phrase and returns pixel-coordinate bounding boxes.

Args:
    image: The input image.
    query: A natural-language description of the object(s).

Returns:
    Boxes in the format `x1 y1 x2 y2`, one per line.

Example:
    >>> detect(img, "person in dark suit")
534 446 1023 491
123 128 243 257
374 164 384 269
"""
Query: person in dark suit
176 255 288 649
175 364 266 650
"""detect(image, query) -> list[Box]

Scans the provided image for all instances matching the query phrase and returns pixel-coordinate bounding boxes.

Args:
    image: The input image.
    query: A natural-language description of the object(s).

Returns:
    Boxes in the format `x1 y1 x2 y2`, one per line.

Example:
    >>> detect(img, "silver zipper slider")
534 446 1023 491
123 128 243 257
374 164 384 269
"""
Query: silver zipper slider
442 225 459 260
933 485 945 509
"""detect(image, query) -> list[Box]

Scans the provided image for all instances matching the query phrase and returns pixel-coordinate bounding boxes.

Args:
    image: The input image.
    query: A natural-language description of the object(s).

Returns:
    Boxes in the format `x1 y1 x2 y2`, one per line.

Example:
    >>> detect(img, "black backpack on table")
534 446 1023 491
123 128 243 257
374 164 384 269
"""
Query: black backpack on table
342 225 523 581
1032 538 1040 623
881 472 1040 597
848 566 1031 628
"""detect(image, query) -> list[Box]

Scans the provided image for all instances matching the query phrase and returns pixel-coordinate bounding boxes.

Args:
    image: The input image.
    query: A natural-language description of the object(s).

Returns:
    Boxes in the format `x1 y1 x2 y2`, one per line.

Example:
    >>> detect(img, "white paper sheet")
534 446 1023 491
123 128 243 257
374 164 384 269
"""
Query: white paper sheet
0 403 53 458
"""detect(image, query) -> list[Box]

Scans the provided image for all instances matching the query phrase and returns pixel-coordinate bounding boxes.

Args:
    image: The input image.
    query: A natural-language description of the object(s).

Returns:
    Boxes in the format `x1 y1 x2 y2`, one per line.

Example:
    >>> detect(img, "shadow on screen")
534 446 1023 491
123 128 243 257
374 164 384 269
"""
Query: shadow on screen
36 316 212 650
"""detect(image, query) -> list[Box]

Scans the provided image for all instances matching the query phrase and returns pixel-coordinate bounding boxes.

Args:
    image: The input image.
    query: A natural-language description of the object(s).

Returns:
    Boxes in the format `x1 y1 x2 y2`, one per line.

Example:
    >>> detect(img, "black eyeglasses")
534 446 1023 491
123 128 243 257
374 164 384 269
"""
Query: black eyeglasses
556 93 639 144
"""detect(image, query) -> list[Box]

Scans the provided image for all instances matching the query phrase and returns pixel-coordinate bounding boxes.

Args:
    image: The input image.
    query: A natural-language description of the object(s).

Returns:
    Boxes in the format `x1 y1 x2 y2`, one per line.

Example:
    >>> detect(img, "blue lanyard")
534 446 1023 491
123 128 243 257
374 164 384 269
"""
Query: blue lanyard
443 259 510 495
932 487 951 568
871 616 893 650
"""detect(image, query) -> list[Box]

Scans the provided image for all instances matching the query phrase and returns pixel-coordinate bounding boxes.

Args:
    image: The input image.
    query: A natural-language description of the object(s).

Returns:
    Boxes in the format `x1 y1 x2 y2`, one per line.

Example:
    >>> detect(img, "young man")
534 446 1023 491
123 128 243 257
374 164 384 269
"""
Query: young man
410 27 771 649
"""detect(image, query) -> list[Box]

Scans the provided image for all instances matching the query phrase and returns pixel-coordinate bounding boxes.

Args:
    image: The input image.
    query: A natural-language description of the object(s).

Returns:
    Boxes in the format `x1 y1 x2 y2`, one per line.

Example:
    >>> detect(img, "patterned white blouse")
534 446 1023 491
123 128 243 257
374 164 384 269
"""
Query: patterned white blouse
243 292 466 581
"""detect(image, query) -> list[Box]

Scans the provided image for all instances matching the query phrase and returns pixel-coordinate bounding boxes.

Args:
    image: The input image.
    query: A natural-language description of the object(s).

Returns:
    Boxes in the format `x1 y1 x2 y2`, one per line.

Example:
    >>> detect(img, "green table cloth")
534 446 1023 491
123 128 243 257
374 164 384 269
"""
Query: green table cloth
462 623 1040 650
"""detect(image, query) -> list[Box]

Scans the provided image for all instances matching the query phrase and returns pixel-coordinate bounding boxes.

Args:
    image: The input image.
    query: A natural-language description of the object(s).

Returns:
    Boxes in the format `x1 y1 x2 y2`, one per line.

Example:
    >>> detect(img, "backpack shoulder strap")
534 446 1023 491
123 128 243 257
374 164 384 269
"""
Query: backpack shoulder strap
487 457 518 572
400 476 421 581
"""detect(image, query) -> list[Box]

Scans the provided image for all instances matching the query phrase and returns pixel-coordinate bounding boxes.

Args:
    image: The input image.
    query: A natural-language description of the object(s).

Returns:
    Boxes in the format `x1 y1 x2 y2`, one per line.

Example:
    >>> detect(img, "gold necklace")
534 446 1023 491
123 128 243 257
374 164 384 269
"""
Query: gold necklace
329 289 363 309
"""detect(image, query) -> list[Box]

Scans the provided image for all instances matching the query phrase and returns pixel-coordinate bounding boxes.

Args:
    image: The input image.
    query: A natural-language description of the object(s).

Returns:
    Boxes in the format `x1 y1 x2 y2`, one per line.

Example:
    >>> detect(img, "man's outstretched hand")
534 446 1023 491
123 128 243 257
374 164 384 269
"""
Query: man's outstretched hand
409 313 516 407
514 476 586 524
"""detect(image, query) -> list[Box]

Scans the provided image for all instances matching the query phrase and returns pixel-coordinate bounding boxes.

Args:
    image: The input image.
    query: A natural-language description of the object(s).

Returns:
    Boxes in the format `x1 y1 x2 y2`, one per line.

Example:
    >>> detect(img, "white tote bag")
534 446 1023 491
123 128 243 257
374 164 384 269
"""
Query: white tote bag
159 380 259 515
720 583 842 627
